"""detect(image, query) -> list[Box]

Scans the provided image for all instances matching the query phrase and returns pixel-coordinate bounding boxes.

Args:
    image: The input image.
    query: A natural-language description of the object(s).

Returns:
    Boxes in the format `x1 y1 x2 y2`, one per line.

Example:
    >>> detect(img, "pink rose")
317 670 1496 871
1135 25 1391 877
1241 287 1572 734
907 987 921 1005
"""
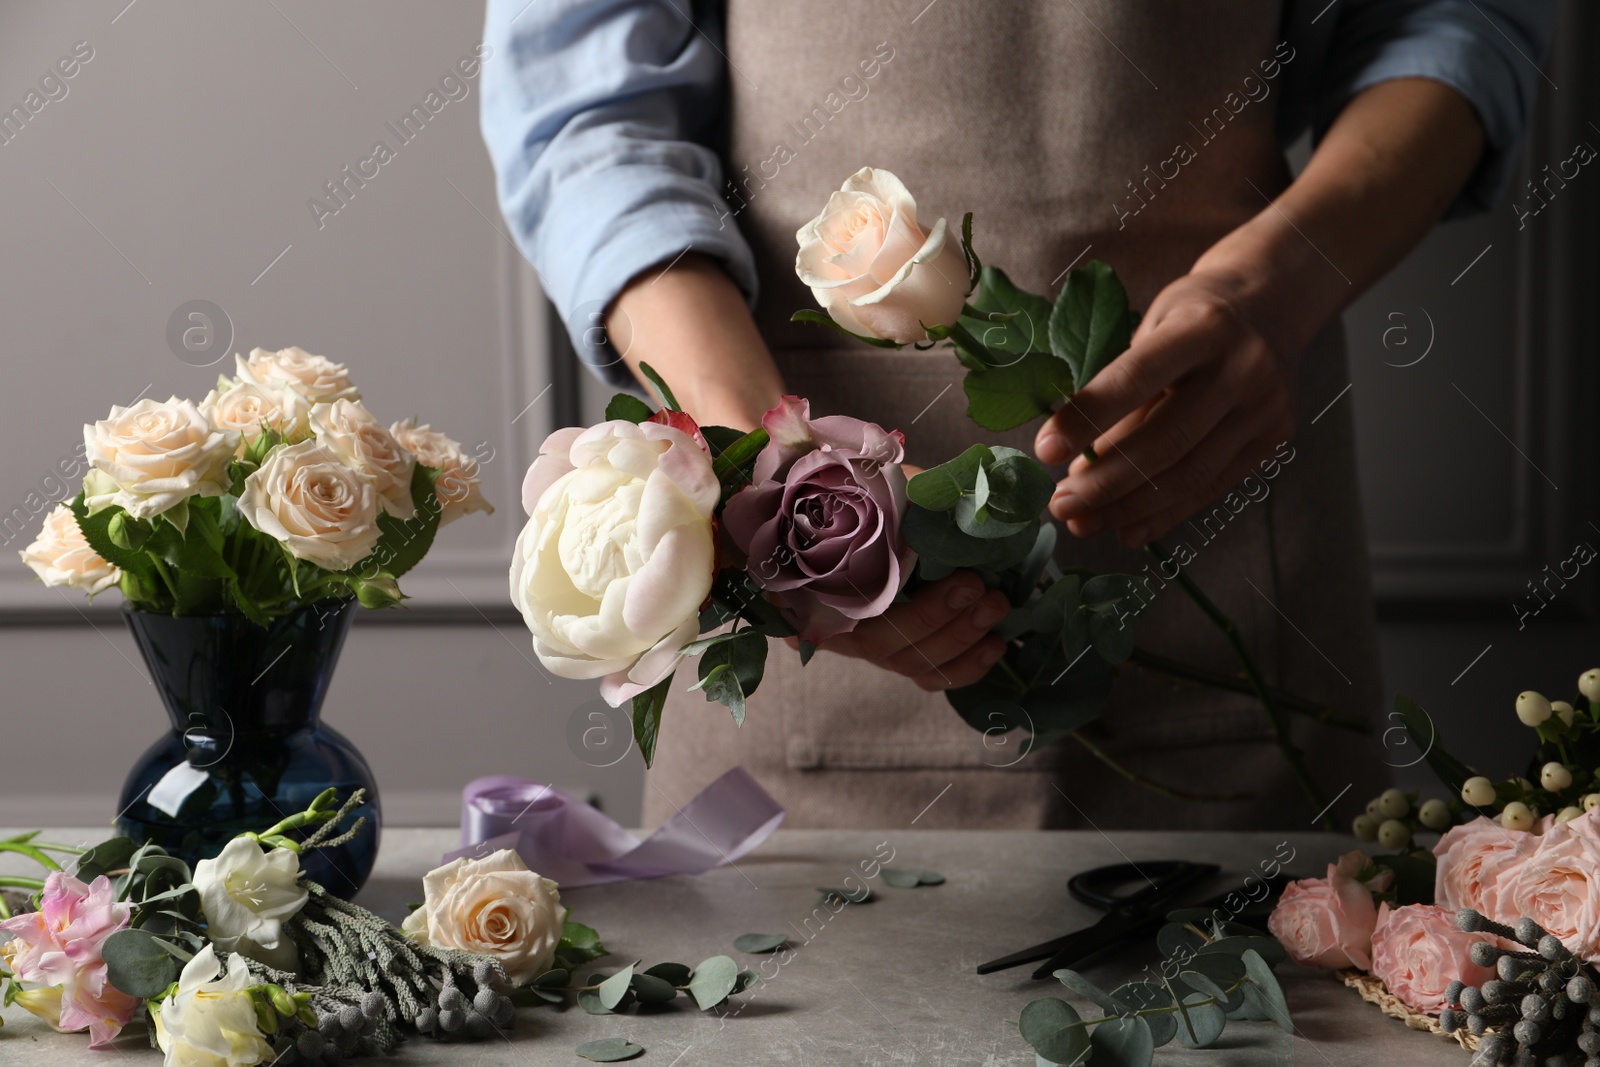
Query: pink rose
1266 851 1380 970
1490 811 1600 962
1433 815 1541 923
1370 903 1504 1014
723 396 915 644
0 871 142 1047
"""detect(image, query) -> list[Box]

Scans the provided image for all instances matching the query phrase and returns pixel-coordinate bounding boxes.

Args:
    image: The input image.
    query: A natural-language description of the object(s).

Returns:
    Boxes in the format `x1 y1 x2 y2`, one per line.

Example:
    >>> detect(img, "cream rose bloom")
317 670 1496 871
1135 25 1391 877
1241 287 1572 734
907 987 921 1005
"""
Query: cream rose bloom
400 849 562 986
795 167 970 344
512 420 717 705
391 419 493 526
238 440 381 571
236 346 359 404
20 505 120 596
199 379 311 449
312 400 416 518
152 945 273 1067
192 838 308 972
84 397 239 520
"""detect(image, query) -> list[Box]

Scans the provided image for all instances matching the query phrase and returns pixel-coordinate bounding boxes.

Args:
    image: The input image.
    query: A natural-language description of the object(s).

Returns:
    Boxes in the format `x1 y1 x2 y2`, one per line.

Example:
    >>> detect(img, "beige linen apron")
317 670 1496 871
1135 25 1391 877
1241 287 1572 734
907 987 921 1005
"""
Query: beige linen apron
645 0 1389 830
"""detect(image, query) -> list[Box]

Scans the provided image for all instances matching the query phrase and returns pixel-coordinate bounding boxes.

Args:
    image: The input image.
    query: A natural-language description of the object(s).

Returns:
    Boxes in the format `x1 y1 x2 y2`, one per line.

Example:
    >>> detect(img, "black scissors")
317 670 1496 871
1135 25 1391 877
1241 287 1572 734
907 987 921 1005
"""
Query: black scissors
978 859 1224 979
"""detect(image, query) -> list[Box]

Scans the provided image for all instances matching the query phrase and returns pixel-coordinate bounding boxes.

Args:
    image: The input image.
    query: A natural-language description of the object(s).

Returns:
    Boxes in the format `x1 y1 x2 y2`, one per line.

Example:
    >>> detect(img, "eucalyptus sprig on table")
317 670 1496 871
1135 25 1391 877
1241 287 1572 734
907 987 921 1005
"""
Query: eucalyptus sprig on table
1019 911 1294 1066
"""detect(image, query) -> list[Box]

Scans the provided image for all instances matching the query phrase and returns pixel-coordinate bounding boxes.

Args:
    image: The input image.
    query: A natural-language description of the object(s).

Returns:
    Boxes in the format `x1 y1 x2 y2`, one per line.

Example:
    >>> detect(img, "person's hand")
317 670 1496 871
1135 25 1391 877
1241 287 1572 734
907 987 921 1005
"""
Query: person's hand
1034 268 1297 548
793 570 1010 691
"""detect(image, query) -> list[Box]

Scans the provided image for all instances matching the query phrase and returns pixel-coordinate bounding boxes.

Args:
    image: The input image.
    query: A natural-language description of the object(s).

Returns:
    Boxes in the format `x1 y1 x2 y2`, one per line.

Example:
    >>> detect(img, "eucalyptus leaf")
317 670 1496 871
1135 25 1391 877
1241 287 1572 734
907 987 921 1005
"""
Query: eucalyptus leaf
102 928 179 998
533 968 570 989
644 962 691 987
598 964 636 1011
732 933 790 954
1018 998 1089 1065
1241 949 1293 1033
818 885 874 905
880 868 944 888
1174 991 1228 1048
576 990 611 1015
906 445 991 512
1109 982 1175 1047
1179 955 1246 1010
630 972 678 1005
732 969 759 994
1090 1015 1155 1067
1051 970 1119 1014
1197 936 1286 968
903 504 1040 570
576 1037 645 1062
688 955 739 1010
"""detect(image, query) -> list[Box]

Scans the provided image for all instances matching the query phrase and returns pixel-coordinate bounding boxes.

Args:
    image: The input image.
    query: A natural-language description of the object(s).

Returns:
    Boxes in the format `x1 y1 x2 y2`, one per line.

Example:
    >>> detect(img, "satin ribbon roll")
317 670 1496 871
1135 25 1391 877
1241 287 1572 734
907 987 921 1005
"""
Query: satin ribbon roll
448 767 785 887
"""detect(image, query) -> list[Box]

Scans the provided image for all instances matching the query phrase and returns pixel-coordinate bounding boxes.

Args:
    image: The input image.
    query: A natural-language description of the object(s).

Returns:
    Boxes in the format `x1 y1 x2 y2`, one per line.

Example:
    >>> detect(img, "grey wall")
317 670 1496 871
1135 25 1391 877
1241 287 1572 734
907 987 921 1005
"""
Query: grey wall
0 1 1592 830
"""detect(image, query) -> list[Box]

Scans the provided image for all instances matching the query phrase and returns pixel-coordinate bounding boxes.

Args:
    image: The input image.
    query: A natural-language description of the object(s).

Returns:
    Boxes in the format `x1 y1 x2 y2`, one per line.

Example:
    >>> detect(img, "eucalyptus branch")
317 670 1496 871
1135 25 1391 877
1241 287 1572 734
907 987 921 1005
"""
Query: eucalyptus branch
1067 731 1250 802
1127 647 1369 732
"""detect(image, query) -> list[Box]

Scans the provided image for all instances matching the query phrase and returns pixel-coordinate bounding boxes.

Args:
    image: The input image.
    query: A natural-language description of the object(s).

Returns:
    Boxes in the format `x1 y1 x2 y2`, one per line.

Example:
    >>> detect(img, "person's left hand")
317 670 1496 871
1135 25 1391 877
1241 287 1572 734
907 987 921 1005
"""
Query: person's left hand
1034 268 1298 548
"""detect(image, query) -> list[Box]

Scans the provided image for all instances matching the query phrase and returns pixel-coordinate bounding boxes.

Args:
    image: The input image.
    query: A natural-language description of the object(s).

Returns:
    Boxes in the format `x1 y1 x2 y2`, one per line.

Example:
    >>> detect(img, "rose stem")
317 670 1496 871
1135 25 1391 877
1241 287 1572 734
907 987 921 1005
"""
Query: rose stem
1126 647 1368 732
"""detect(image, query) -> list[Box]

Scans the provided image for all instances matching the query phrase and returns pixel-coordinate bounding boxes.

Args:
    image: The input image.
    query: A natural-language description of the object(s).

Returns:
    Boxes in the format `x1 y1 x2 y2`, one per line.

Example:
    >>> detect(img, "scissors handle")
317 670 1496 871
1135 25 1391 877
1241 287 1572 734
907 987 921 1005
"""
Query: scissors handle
1067 859 1218 913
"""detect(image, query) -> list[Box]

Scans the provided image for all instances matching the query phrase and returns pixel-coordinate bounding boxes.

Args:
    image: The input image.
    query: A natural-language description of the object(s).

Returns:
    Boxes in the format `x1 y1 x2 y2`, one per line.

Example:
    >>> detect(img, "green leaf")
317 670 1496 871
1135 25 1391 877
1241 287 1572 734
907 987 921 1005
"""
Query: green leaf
74 836 140 883
598 963 635 1011
1018 998 1089 1065
880 868 944 888
963 351 1077 432
1090 1015 1155 1067
576 989 611 1015
689 629 767 725
732 933 790 954
798 640 817 666
576 1037 645 1062
636 361 681 411
352 464 442 581
1197 936 1286 968
533 968 570 989
959 211 980 291
1110 982 1175 1047
630 972 678 1004
1049 260 1133 391
605 393 654 423
631 674 672 768
906 444 991 512
67 495 156 578
1241 949 1293 1033
712 428 770 494
102 928 179 998
1052 969 1120 1013
162 498 190 536
902 505 1040 570
789 309 903 349
983 448 1056 525
732 969 759 994
688 955 739 1010
1174 990 1227 1048
958 266 1052 358
643 962 691 987
1177 956 1246 1011
818 885 875 905
556 919 608 970
1081 575 1152 664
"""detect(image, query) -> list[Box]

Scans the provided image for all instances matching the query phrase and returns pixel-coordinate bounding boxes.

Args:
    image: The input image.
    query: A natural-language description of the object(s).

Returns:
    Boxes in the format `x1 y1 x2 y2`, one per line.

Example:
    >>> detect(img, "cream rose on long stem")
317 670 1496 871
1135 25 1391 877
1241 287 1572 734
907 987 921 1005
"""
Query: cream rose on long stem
84 397 239 519
400 849 562 986
796 167 970 344
391 419 492 526
512 419 717 705
20 504 120 596
238 440 382 571
312 400 417 518
152 944 274 1067
199 379 312 450
235 346 359 404
192 837 308 972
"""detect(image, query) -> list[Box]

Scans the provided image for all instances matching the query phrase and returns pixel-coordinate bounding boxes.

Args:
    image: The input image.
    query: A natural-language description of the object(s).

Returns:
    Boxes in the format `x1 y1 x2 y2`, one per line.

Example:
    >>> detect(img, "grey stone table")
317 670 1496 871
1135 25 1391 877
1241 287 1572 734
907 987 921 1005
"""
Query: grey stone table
0 828 1473 1066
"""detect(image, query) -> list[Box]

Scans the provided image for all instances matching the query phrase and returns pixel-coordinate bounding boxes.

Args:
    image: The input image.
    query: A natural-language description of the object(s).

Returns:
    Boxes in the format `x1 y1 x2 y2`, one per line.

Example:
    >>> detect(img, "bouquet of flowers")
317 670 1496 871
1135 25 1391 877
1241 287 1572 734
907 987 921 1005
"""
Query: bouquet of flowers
1267 668 1600 1067
21 345 492 620
511 168 1361 817
0 792 753 1064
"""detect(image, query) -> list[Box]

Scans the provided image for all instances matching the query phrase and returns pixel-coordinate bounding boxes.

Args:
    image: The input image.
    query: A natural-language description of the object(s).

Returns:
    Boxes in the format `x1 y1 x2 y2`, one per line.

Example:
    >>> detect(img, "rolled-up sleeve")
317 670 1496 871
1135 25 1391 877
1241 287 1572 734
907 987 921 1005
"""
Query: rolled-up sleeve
1286 0 1556 216
480 0 756 384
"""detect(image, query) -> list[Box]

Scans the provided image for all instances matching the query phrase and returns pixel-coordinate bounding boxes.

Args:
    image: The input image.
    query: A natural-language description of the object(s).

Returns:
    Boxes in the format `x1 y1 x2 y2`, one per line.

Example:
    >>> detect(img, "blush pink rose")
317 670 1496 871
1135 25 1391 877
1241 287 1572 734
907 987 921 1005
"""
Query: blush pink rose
1370 903 1505 1014
1266 851 1380 970
0 871 142 1047
1490 811 1600 962
1433 815 1541 924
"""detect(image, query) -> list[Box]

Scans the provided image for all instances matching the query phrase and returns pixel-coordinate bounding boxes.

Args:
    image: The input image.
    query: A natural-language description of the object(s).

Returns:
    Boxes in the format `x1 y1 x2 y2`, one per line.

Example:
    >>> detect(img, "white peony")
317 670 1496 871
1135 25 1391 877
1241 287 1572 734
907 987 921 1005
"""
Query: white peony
152 945 273 1067
311 400 416 518
83 397 239 519
192 838 307 972
390 419 492 526
199 379 311 449
238 440 381 571
511 419 717 705
400 849 562 986
795 167 970 344
235 346 359 404
20 504 120 596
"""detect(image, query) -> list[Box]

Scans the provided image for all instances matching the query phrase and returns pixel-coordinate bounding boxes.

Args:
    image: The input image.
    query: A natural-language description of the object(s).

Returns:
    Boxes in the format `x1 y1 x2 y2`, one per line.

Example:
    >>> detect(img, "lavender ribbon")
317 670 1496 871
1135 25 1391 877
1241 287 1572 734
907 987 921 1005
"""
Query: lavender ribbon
448 767 785 887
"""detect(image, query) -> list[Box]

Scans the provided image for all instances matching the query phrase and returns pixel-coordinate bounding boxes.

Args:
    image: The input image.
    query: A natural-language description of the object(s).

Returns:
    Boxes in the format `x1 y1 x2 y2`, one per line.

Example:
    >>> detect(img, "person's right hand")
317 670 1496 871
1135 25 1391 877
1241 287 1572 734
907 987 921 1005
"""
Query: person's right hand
808 571 1010 691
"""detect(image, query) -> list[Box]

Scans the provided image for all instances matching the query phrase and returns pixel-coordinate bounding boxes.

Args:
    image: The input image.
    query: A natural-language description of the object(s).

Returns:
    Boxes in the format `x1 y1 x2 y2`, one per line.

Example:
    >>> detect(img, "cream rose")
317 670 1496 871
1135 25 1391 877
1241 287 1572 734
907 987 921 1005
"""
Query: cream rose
238 440 381 571
192 838 307 972
312 400 416 518
199 379 311 448
391 419 493 526
511 419 717 705
236 346 359 404
84 397 239 519
400 849 562 986
20 505 120 596
795 167 970 344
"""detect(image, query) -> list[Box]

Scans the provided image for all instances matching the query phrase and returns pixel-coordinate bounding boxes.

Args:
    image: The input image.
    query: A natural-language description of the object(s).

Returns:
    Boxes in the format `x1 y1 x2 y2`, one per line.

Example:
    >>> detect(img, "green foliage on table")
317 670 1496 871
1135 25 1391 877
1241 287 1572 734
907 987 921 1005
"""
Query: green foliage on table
732 933 791 954
879 868 944 888
576 1036 646 1062
544 954 753 1016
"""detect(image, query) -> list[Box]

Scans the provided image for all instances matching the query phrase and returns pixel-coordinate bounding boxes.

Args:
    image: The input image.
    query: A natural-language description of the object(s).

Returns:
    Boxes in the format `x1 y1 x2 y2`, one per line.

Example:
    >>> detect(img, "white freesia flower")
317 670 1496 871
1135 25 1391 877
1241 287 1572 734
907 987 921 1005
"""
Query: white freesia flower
511 420 717 705
199 379 312 449
193 838 307 972
400 849 562 986
795 167 969 344
311 400 416 518
152 944 273 1067
20 505 120 596
390 419 492 526
83 397 239 519
238 440 381 572
236 346 359 404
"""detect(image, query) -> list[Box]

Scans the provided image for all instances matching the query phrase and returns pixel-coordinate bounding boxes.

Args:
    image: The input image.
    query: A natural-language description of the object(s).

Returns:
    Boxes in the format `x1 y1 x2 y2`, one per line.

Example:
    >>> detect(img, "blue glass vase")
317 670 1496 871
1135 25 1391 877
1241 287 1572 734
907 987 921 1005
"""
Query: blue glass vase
115 599 381 898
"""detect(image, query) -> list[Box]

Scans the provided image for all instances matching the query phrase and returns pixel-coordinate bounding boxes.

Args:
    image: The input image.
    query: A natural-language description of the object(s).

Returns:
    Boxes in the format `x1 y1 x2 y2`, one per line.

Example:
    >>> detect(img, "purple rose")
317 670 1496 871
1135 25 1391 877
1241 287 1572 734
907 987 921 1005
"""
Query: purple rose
723 396 915 643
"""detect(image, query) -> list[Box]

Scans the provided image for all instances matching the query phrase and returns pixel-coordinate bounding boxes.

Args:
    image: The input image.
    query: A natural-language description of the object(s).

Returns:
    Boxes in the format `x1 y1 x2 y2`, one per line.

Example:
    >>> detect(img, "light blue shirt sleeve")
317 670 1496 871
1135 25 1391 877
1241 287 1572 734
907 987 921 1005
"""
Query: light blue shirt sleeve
479 0 756 386
1280 0 1557 216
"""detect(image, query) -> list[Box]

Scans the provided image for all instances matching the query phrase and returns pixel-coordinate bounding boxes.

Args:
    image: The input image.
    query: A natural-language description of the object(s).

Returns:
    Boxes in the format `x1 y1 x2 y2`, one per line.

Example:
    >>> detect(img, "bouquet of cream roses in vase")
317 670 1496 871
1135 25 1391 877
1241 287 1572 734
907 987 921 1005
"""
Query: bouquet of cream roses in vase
20 346 493 893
